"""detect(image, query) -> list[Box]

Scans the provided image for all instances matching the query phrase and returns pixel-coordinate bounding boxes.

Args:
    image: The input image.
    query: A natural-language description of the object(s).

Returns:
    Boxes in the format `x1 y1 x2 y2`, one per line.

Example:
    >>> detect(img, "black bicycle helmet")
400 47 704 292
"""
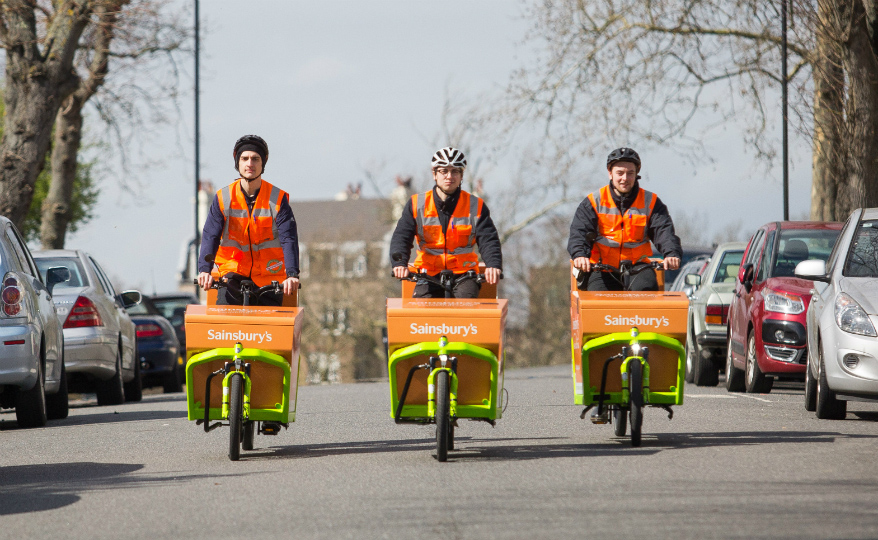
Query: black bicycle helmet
606 147 641 172
233 135 269 172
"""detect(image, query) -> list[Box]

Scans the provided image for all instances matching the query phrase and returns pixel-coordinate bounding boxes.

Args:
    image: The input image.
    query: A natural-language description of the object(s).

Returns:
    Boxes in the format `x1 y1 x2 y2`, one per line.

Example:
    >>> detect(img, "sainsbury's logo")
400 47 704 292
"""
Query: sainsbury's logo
604 315 669 327
410 323 478 337
207 329 272 343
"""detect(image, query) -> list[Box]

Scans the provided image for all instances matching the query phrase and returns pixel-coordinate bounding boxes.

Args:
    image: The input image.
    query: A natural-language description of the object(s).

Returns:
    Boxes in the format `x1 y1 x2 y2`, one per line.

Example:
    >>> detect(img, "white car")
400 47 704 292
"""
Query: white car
796 208 878 419
33 250 142 406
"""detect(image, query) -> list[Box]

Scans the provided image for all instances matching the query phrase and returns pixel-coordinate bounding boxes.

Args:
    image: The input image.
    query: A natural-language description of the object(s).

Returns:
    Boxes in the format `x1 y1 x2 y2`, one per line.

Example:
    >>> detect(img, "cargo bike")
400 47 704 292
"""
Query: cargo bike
387 264 506 462
184 278 304 461
570 259 688 446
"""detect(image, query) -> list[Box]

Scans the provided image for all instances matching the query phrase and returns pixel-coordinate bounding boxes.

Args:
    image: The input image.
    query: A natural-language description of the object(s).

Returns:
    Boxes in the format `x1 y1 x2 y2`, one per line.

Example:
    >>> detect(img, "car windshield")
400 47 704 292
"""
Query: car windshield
126 301 152 315
711 250 744 283
151 297 195 322
771 229 840 278
34 257 89 289
844 220 878 277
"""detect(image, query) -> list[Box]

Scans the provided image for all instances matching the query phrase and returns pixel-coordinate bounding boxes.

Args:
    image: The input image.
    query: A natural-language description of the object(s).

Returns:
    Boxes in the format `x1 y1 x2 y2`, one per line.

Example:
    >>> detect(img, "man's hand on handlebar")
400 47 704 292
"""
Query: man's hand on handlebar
392 266 410 280
484 267 502 285
573 257 591 272
663 257 681 271
282 276 299 295
197 272 214 291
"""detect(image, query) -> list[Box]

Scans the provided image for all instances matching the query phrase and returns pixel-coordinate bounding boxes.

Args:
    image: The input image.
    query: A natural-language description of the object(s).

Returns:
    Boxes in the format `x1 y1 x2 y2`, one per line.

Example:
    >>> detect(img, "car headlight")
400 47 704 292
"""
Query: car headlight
764 288 805 314
835 293 877 336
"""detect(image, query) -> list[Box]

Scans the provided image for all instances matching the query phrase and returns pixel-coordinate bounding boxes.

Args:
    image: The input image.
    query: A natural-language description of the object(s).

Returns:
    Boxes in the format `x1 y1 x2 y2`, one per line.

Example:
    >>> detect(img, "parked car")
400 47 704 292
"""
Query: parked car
146 292 199 350
796 208 878 419
32 250 142 405
663 247 714 290
0 217 70 427
668 255 710 292
683 242 746 386
125 296 183 392
726 221 843 394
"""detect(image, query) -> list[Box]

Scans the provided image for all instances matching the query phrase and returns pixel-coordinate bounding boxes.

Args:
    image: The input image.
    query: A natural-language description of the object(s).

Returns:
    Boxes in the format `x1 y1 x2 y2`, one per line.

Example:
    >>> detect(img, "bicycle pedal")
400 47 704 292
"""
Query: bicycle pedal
260 422 282 435
590 413 609 425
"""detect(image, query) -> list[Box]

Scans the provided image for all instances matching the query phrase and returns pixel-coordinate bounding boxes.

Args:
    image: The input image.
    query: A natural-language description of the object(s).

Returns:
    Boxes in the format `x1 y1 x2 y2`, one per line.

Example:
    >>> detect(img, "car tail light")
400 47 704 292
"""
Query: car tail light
705 304 729 325
136 323 163 338
1 275 23 316
64 296 103 328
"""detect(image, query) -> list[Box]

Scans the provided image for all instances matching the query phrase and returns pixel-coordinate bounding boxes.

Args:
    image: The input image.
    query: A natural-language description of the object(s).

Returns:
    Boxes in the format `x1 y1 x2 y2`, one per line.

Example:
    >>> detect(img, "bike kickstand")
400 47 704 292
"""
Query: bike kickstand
580 405 594 419
657 405 674 420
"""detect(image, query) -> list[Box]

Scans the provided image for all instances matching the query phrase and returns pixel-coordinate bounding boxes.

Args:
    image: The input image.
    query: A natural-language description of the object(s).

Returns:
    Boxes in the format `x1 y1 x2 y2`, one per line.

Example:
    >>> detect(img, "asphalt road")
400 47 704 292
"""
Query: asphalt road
2 365 877 540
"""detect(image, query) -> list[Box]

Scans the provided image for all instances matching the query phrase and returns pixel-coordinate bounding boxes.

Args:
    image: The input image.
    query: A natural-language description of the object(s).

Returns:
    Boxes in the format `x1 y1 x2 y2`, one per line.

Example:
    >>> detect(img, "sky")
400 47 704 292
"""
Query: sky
60 0 815 293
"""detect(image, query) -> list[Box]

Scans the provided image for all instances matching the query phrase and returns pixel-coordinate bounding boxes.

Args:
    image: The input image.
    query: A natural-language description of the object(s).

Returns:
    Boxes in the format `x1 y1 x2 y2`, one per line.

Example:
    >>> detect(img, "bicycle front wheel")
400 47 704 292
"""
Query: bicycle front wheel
628 360 643 447
228 373 244 461
435 370 450 462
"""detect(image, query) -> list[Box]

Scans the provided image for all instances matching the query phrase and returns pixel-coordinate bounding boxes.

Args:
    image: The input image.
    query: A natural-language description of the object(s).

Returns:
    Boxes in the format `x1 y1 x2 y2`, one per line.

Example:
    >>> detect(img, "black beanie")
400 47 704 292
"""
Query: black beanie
235 144 267 172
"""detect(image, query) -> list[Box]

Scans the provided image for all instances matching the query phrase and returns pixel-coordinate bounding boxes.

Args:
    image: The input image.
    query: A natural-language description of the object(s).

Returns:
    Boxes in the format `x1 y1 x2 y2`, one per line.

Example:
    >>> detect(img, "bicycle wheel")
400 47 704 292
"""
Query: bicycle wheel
628 360 644 447
242 421 255 451
228 373 244 461
435 370 450 462
612 405 627 436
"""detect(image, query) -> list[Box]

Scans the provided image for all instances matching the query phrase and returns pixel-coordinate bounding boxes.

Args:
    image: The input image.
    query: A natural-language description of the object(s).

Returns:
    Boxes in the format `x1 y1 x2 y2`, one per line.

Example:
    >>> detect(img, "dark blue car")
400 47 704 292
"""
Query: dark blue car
126 297 182 393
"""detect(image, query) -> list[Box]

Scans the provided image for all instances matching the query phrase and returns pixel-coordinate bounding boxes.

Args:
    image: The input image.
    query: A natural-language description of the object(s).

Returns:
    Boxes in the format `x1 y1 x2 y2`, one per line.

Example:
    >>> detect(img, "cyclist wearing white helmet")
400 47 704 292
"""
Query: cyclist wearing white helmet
390 147 502 298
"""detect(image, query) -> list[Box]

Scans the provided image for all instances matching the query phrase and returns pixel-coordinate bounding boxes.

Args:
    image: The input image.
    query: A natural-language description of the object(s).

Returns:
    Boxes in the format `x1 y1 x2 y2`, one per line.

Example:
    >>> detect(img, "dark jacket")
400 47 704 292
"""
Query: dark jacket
390 186 503 271
567 181 682 261
198 182 300 277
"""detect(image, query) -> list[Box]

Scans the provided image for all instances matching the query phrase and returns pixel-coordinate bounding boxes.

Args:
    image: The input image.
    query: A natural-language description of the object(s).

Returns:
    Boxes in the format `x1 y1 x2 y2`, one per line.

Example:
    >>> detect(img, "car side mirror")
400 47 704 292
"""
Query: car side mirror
45 266 71 296
741 263 755 293
682 284 696 298
684 273 701 287
795 259 830 283
118 290 142 309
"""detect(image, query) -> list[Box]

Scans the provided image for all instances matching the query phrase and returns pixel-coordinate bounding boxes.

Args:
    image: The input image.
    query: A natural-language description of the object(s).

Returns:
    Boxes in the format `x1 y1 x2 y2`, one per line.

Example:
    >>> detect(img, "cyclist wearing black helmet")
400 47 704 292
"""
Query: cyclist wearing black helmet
197 135 300 305
567 147 681 291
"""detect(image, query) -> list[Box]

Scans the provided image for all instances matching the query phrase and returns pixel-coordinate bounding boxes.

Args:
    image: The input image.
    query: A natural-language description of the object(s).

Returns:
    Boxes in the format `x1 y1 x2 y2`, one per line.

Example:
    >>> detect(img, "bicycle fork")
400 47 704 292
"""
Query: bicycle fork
221 342 251 421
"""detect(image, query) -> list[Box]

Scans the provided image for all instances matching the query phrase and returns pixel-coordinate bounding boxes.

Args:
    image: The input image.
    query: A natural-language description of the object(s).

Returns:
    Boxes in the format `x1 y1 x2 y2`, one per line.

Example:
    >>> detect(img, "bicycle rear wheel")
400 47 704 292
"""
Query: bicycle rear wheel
628 360 644 447
228 373 244 461
242 421 255 451
435 370 450 462
612 405 627 436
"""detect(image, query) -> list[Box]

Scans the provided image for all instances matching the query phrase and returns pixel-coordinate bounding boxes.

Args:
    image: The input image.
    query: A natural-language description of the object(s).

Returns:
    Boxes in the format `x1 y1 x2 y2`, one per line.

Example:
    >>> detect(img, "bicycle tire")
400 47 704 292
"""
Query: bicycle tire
612 405 627 437
435 370 450 462
629 359 643 447
228 373 244 461
242 420 255 451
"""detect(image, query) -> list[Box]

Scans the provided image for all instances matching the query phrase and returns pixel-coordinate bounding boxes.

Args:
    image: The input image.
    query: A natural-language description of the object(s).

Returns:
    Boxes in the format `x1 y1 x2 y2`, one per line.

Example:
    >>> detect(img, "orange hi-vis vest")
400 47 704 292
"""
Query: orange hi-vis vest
214 179 288 286
587 185 656 268
412 189 483 274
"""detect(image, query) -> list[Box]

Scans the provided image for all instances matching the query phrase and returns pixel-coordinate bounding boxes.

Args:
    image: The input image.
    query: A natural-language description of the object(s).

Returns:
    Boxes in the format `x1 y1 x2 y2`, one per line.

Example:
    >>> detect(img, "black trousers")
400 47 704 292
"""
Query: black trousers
582 268 658 292
412 275 481 298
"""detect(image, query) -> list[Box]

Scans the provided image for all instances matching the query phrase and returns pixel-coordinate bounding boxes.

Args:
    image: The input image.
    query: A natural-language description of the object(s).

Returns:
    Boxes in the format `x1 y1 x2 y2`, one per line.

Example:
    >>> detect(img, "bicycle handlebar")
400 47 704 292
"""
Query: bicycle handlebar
590 260 664 275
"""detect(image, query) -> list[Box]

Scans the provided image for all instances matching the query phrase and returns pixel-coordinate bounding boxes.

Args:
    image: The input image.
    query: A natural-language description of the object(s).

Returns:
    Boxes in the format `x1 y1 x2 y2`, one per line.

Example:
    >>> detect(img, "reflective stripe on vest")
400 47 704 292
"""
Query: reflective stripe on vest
587 186 656 267
412 190 482 273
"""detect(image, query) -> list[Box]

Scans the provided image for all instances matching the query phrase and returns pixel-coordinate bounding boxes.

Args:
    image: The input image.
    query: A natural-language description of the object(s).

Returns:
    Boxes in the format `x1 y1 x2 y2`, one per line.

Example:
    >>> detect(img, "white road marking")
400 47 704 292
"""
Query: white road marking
685 395 737 399
737 394 773 403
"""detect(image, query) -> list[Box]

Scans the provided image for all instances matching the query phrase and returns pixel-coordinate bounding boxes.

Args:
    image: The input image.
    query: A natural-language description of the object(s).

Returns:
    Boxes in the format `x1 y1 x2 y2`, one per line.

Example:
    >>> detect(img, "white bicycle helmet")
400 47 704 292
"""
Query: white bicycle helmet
431 147 467 170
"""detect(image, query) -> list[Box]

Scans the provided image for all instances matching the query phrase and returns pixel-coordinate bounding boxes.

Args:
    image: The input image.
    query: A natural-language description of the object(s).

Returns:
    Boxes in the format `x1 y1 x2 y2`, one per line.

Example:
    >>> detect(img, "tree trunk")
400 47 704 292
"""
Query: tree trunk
0 1 93 229
843 0 878 216
40 96 85 249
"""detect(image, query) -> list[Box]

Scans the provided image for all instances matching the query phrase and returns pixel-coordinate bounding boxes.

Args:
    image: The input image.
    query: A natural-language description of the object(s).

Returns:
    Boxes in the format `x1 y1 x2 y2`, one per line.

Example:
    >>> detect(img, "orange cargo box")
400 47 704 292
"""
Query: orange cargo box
185 305 304 412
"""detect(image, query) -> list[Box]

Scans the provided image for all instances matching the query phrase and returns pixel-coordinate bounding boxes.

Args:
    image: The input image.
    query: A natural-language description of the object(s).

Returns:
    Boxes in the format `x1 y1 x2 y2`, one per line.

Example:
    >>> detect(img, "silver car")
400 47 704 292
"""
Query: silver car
796 208 878 419
0 217 70 427
33 250 142 406
684 242 746 386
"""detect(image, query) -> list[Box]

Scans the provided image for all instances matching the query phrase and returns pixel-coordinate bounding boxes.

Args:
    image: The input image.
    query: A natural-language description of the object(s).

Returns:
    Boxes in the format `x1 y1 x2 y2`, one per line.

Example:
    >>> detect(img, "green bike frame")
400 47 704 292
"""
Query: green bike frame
186 345 292 423
576 330 685 407
388 337 500 421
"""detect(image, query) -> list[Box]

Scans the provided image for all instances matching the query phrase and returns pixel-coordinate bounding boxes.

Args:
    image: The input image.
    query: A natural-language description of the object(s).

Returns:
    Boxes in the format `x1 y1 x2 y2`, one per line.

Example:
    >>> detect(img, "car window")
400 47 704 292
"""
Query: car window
827 215 855 273
3 226 34 277
844 220 878 277
712 250 744 283
34 257 89 289
744 230 765 267
757 231 776 281
772 228 841 278
151 298 196 319
88 256 116 297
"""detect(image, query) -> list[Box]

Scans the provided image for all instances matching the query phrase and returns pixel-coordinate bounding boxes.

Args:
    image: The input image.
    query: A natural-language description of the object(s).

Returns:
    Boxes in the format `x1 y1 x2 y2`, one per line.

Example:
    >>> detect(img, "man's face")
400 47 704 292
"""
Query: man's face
433 167 463 194
608 162 638 194
238 151 263 180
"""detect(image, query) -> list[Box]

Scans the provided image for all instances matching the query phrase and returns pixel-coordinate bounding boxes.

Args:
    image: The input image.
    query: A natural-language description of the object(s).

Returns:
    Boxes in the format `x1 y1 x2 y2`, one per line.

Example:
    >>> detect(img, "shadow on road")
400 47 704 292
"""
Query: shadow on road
0 462 246 515
0 409 186 430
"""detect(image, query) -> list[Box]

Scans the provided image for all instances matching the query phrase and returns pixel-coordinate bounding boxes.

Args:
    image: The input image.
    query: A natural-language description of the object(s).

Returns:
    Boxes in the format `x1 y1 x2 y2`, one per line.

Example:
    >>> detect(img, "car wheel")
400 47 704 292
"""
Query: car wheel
804 350 817 412
694 348 719 387
162 360 183 393
46 360 69 420
124 353 143 403
725 340 745 392
744 331 773 394
685 325 696 384
96 347 125 406
815 345 846 420
16 357 47 428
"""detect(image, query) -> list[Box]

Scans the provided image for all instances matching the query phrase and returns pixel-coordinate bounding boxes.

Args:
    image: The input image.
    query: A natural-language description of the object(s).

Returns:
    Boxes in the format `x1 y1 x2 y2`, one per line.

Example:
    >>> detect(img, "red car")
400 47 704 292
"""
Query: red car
726 221 842 393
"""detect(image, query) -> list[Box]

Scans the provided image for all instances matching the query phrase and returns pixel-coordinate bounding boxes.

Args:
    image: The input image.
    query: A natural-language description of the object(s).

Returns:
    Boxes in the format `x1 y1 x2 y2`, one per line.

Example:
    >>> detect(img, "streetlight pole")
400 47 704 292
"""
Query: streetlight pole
781 0 789 221
194 0 201 295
